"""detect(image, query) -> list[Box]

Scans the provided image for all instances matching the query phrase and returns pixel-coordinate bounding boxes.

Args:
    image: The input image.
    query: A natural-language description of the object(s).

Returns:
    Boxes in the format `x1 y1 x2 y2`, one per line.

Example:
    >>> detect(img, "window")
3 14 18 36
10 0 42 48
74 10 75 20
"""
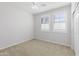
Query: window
41 16 50 31
53 13 67 32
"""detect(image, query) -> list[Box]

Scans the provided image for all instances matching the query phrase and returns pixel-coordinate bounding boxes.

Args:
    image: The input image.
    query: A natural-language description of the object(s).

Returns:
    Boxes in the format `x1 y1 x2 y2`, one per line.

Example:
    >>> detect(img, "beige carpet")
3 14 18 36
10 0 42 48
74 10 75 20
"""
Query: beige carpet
0 39 75 56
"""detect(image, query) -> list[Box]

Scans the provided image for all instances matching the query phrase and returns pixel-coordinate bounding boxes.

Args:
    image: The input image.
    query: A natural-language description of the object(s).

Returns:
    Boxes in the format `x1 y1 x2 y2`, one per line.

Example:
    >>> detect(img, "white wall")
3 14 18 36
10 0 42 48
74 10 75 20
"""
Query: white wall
73 3 79 55
74 10 79 55
71 2 76 49
0 3 33 49
34 5 71 46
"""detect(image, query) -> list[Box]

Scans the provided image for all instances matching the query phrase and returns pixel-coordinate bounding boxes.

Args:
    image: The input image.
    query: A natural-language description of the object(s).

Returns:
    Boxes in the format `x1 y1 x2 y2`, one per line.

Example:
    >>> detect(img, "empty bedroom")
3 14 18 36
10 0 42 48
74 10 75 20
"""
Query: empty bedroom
0 2 79 56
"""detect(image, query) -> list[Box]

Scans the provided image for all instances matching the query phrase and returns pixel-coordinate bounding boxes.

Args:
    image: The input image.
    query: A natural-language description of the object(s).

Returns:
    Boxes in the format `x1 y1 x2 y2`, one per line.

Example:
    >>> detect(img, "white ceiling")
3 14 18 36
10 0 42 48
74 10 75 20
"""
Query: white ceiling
31 2 71 14
4 2 71 14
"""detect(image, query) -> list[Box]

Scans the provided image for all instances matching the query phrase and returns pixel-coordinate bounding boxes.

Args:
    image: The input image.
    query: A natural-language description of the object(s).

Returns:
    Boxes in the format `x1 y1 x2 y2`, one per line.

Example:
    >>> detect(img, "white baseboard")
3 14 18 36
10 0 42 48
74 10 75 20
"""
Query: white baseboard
0 38 70 50
0 38 33 50
35 38 70 47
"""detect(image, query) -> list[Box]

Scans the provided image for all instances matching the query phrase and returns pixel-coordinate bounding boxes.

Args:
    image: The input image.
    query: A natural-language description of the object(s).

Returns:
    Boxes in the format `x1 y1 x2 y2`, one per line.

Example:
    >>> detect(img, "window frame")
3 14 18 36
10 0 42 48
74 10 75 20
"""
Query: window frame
40 15 50 32
52 12 67 33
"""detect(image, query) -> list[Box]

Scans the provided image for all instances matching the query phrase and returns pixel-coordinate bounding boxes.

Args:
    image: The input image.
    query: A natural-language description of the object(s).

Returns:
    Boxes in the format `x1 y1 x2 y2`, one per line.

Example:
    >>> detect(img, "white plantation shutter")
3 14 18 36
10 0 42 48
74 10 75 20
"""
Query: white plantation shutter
41 16 50 31
53 13 67 33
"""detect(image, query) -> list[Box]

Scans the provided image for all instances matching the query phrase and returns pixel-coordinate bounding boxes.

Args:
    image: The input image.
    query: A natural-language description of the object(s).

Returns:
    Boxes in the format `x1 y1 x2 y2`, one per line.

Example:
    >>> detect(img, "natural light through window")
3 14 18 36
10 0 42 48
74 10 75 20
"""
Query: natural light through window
53 13 67 33
41 16 49 31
